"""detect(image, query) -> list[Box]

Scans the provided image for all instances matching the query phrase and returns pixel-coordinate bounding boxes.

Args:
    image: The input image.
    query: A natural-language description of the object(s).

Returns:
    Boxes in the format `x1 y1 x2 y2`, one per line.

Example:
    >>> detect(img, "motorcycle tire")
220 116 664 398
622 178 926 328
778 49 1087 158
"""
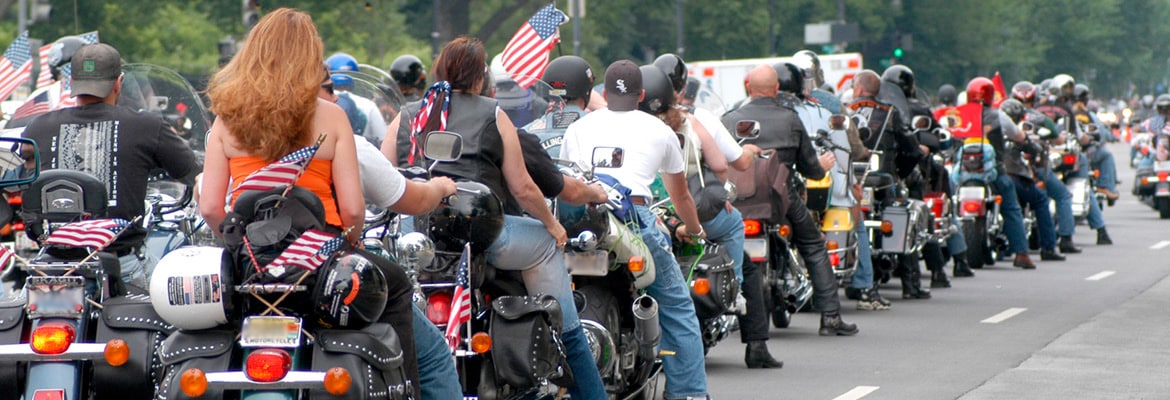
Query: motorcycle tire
1158 197 1170 219
761 262 791 329
961 218 989 268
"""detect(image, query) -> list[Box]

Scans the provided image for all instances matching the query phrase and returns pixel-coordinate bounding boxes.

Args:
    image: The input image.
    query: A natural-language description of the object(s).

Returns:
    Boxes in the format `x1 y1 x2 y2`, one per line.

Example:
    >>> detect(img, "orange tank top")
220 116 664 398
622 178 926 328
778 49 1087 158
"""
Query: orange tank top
228 156 342 227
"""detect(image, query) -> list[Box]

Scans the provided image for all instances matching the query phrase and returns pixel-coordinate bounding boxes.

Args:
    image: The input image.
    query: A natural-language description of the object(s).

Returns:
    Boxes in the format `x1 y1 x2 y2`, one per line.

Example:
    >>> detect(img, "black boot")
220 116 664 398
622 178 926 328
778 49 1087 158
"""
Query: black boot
1041 248 1066 261
1097 228 1113 245
952 254 975 277
1059 236 1082 254
744 341 783 368
901 257 931 299
819 313 859 336
931 270 951 288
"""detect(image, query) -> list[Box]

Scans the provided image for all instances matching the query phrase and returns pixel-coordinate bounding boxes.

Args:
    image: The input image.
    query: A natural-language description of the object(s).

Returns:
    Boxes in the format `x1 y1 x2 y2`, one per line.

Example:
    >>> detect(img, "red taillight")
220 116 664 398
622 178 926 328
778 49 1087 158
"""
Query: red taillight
245 349 292 382
1063 154 1077 165
743 219 762 236
829 253 840 267
1160 171 1169 182
12 221 24 231
7 195 21 206
962 200 984 215
32 389 65 400
30 322 75 355
925 193 946 218
426 292 453 326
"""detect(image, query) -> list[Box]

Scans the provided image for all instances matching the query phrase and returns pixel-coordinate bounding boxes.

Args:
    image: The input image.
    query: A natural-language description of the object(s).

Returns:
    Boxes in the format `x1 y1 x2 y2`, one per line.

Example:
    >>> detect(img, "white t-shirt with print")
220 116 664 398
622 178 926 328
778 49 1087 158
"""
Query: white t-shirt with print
560 108 685 198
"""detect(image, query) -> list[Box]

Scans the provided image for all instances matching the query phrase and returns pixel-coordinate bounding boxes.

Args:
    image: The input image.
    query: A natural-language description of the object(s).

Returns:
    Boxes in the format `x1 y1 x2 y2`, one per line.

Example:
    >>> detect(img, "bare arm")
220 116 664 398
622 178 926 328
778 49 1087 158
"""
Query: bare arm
198 119 231 236
557 177 608 206
497 109 567 244
690 114 728 178
381 113 402 166
329 120 366 244
391 178 457 215
661 171 704 241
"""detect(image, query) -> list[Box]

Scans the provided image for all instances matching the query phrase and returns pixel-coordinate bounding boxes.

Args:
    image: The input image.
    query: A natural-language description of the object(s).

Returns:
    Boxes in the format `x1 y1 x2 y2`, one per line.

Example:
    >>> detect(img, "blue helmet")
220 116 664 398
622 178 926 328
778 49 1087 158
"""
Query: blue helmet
326 52 359 72
330 73 354 90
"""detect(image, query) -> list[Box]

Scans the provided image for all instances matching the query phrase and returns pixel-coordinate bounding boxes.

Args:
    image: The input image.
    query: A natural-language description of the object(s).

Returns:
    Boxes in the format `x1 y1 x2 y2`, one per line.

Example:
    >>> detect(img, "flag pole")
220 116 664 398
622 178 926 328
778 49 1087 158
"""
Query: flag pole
64 215 143 276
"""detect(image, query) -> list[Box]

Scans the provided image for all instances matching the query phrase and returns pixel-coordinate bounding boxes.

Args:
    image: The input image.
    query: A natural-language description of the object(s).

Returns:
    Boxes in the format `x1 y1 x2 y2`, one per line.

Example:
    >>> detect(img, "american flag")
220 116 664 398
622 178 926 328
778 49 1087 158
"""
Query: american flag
265 229 344 273
42 218 131 249
55 63 76 109
0 31 33 102
444 242 472 350
11 89 50 120
35 31 99 90
0 245 14 269
232 143 320 193
500 3 567 89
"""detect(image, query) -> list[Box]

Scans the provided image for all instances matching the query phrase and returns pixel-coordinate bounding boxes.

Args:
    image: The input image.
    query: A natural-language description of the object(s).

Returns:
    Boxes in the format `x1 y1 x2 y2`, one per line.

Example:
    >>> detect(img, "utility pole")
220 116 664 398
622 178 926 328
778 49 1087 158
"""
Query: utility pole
430 0 441 61
675 0 684 58
571 0 581 55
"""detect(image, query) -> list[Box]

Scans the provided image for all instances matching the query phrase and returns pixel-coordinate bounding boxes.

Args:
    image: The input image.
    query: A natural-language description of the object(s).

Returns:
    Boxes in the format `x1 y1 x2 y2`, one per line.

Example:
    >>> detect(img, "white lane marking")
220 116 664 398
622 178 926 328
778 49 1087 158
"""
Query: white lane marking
832 386 880 400
981 307 1027 324
1086 271 1116 281
1150 240 1170 250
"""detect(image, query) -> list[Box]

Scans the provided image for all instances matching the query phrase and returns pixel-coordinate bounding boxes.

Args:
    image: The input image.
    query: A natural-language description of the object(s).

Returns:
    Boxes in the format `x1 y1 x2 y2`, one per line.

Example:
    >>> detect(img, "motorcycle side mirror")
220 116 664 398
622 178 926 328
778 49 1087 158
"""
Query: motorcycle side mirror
0 137 40 190
939 115 958 130
734 120 760 141
911 115 932 131
936 128 953 143
591 147 624 169
829 114 847 130
423 131 463 172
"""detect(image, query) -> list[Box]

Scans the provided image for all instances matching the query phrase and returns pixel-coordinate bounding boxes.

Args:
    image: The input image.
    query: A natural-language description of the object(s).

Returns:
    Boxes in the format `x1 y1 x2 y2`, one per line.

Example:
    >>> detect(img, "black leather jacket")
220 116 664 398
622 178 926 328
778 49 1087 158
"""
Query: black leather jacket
722 96 825 180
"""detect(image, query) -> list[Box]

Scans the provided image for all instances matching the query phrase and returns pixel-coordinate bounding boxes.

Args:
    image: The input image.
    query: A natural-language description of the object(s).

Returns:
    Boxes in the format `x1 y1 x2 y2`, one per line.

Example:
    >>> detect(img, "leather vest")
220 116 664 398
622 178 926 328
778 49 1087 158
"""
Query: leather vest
722 96 803 166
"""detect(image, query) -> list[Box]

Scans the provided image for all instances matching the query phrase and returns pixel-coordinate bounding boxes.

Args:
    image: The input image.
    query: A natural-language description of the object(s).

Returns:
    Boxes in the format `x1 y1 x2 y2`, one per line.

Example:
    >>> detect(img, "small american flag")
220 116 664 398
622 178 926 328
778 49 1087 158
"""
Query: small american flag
500 3 567 89
35 31 98 90
0 245 14 269
0 31 33 102
444 242 472 350
232 143 320 193
43 218 131 249
11 89 50 120
56 63 76 109
265 229 344 273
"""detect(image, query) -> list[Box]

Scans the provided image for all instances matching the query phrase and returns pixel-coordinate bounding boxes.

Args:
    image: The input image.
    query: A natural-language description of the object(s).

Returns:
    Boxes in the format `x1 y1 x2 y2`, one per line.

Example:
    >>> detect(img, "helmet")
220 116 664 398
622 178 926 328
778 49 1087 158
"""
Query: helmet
966 77 996 106
1000 99 1026 122
390 54 427 91
326 52 359 72
542 55 595 104
684 76 701 103
330 73 354 89
937 84 957 106
1011 81 1036 103
1074 84 1090 104
1142 94 1156 108
313 252 388 329
638 65 674 114
1156 94 1170 113
150 246 234 331
773 62 803 97
652 53 687 93
881 65 915 98
1051 74 1076 99
426 181 504 253
791 50 824 88
48 36 89 69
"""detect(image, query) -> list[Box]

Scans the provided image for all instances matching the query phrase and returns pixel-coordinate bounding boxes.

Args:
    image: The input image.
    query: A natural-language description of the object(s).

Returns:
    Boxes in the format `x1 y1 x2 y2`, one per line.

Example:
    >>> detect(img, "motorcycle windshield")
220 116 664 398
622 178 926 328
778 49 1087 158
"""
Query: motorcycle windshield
689 83 728 116
333 70 409 124
501 78 567 156
118 64 212 158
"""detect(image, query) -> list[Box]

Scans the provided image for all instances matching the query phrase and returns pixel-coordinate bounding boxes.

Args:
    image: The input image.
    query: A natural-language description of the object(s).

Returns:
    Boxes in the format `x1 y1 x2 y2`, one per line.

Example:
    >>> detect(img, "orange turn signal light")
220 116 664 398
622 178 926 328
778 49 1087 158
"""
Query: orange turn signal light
994 195 1003 205
323 367 352 395
628 256 645 273
826 240 839 251
777 224 792 238
693 278 711 295
104 339 130 367
471 332 493 354
180 368 208 398
880 221 894 234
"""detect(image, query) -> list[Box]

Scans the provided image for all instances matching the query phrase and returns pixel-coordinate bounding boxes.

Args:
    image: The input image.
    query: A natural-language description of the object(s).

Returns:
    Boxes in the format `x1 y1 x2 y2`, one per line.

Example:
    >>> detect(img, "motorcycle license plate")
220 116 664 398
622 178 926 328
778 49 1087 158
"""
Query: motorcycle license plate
240 316 302 348
566 250 609 276
26 275 86 318
958 186 985 201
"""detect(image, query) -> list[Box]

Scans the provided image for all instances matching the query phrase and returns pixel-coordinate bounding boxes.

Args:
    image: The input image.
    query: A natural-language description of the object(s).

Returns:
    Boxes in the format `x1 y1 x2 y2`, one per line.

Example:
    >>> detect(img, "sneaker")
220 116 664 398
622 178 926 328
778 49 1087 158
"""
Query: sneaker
856 288 891 311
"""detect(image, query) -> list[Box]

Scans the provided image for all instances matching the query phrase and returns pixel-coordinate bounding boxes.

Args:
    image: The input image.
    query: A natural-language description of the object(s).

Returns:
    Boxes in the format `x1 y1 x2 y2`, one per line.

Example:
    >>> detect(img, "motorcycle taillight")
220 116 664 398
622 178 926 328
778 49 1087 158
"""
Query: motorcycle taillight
924 193 946 218
960 200 984 216
426 292 453 326
32 389 65 400
1063 154 1077 165
245 349 292 382
30 322 75 355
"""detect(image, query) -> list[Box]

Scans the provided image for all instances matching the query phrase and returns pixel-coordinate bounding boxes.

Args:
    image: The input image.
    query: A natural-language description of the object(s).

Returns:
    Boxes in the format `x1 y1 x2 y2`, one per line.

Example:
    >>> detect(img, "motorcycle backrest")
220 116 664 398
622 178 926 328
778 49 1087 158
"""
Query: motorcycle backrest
21 170 108 237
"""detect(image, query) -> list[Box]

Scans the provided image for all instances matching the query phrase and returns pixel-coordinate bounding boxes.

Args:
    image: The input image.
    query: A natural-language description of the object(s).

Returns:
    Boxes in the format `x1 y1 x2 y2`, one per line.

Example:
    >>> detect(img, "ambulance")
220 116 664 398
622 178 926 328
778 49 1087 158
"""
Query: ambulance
687 52 863 109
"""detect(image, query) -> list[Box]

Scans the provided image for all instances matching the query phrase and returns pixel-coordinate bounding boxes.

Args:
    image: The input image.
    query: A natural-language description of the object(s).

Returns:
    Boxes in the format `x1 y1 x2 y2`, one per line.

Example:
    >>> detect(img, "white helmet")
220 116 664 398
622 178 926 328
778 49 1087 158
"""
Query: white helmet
150 246 232 330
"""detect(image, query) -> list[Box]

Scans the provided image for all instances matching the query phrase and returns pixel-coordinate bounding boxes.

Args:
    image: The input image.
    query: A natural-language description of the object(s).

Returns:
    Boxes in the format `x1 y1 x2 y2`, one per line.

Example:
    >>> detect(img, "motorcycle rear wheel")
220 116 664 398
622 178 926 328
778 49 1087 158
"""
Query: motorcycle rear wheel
1157 197 1170 219
961 217 991 267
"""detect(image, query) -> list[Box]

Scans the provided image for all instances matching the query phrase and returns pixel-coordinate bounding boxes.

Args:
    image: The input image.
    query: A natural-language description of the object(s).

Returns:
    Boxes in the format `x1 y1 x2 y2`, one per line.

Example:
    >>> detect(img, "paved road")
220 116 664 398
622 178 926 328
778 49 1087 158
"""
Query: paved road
687 141 1170 399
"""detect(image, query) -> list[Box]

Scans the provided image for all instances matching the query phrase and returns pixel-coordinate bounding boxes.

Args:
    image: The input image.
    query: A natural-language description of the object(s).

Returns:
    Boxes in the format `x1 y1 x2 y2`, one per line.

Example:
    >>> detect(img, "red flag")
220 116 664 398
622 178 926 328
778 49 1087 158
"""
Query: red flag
991 72 1007 108
934 103 984 140
42 218 132 249
264 229 344 275
0 32 33 102
500 3 567 89
445 242 472 350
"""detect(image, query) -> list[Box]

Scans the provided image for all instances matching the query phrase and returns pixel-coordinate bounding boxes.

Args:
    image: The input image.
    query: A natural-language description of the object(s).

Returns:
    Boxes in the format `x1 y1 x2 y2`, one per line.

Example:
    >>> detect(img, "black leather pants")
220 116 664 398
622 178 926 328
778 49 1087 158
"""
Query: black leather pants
737 253 769 342
785 187 840 315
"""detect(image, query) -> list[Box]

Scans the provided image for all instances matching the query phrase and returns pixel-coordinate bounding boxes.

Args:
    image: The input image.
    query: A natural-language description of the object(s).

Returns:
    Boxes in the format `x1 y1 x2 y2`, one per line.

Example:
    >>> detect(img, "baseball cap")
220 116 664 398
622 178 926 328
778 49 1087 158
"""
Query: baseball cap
71 43 121 98
604 59 642 112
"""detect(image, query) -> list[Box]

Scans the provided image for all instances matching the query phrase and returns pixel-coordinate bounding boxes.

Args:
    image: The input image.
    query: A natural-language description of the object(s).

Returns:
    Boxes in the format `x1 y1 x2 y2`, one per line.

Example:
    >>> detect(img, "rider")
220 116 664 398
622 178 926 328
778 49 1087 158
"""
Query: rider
390 54 428 102
997 99 1065 262
383 37 606 400
561 59 712 400
328 52 389 147
937 84 958 108
22 43 201 287
722 64 859 334
791 50 843 114
1070 82 1122 203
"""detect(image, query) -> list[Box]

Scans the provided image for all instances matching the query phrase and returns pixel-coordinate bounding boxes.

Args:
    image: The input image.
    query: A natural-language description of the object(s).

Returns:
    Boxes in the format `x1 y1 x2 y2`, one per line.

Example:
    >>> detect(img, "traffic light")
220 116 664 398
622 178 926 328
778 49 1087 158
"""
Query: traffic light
893 47 904 59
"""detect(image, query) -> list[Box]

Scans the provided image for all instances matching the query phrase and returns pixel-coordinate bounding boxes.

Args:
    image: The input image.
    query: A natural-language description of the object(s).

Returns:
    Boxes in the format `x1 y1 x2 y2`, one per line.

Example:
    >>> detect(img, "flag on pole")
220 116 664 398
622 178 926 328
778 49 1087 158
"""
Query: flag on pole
0 245 14 269
0 32 33 102
265 229 344 274
232 143 321 193
991 71 1007 108
43 218 132 249
934 103 984 140
55 63 77 109
35 31 98 91
444 242 472 350
500 3 567 89
11 89 50 120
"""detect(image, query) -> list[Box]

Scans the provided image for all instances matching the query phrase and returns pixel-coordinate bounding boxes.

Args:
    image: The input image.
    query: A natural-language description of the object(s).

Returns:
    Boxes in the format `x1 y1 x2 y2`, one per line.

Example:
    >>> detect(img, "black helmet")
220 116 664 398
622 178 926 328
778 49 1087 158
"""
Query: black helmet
638 65 674 114
773 62 803 98
1000 99 1026 122
1073 84 1090 104
881 65 915 98
47 35 90 81
543 55 594 105
390 54 427 91
426 181 504 253
1156 94 1170 113
1011 81 1036 103
937 84 957 106
313 252 388 329
652 53 687 93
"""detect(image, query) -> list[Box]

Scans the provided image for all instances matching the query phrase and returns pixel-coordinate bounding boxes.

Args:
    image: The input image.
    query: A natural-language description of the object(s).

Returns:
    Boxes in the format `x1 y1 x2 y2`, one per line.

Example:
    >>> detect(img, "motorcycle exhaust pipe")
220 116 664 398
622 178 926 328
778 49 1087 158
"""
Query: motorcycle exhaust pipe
632 294 661 355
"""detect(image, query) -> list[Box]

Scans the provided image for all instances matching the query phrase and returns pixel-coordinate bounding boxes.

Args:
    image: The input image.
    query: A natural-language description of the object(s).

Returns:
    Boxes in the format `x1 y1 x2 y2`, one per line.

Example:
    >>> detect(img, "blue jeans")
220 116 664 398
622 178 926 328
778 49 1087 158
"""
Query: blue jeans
1013 177 1056 250
633 206 708 400
993 173 1029 254
412 305 461 400
945 215 968 255
850 219 874 289
1041 169 1076 237
484 215 606 400
1087 144 1118 192
118 251 156 289
702 207 745 284
1073 159 1108 230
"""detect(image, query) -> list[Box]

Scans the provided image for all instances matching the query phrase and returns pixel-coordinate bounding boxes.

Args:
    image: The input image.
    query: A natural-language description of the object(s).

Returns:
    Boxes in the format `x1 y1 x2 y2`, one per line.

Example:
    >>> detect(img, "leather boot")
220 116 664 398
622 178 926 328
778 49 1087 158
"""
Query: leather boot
931 270 951 288
1097 228 1113 245
1041 248 1066 261
744 341 783 368
952 254 975 277
1059 236 1082 254
1013 253 1036 269
819 313 859 336
900 261 931 299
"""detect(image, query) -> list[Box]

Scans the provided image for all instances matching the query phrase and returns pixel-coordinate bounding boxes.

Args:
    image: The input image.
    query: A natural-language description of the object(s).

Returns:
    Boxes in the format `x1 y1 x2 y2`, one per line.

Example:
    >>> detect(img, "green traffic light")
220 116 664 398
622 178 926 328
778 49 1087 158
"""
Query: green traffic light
893 48 904 58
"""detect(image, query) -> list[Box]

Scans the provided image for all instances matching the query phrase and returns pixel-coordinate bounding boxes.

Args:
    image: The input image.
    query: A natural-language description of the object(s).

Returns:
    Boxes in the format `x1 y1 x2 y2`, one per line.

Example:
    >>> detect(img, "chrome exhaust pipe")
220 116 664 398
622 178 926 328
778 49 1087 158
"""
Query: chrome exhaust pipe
632 294 660 355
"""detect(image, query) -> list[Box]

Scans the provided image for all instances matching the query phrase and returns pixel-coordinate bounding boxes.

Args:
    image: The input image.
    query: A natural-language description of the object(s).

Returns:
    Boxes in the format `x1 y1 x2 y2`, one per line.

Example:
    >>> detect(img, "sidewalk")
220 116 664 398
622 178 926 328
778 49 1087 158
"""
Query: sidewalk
959 273 1170 399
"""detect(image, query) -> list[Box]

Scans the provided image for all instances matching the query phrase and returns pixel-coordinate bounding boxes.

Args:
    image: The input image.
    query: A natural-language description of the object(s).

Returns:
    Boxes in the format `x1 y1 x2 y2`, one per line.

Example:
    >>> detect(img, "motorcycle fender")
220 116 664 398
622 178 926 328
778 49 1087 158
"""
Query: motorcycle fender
877 206 912 254
1157 182 1170 197
0 295 25 400
604 214 656 289
156 330 234 400
820 207 854 232
94 295 174 400
311 323 410 399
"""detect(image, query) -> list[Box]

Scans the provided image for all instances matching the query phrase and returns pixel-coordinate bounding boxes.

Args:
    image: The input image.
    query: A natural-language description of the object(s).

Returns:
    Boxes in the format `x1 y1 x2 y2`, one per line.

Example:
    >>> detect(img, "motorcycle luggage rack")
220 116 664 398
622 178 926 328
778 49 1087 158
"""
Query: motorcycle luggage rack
234 284 308 294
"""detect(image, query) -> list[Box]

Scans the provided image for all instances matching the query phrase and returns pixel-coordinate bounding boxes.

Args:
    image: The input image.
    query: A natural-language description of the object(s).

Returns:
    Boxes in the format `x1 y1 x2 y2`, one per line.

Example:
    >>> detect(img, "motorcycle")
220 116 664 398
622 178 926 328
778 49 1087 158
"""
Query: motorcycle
809 115 862 283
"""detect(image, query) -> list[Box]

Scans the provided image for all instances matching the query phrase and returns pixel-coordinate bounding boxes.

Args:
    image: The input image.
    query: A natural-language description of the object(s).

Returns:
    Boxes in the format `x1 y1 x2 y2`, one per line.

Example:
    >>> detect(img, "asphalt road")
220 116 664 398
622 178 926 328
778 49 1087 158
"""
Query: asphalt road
687 141 1170 400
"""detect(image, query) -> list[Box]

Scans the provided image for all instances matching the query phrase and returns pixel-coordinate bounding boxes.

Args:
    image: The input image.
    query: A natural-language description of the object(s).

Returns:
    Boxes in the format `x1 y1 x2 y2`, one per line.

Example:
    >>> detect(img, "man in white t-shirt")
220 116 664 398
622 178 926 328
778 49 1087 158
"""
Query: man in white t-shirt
561 60 711 400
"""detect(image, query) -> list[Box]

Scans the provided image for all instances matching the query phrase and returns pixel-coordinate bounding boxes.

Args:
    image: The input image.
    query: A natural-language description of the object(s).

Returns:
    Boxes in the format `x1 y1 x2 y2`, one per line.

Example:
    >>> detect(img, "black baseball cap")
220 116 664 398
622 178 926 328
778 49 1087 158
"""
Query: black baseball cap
604 59 642 112
71 43 121 98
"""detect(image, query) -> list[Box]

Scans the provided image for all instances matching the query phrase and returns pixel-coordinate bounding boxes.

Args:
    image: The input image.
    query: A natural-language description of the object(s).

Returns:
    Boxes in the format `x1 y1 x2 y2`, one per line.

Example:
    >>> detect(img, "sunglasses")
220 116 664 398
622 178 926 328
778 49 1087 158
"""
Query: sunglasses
321 82 334 95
